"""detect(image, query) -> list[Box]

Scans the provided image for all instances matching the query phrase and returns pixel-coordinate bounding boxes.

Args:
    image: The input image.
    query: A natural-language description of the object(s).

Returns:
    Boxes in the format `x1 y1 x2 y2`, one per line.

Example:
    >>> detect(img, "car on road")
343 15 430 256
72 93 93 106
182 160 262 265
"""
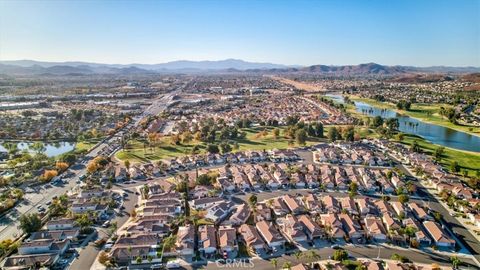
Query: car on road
151 263 164 269
102 220 111 228
166 261 180 269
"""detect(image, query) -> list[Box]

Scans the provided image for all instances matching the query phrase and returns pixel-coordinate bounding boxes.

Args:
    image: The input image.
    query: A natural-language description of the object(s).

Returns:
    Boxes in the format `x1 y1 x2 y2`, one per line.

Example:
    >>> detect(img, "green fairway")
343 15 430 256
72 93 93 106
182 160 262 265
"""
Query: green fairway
349 96 480 136
396 134 480 175
115 126 325 162
74 140 99 153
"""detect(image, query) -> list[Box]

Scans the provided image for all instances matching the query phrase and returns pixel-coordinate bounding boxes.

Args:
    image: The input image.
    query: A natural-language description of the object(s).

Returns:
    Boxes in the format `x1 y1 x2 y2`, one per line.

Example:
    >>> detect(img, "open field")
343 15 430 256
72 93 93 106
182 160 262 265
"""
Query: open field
116 126 325 162
349 96 480 136
269 76 325 91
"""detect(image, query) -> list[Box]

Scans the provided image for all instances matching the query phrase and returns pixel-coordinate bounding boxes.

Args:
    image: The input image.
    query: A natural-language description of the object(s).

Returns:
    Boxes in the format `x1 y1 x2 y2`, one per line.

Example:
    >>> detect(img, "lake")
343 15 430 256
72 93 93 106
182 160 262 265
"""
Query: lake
0 141 75 157
326 94 480 153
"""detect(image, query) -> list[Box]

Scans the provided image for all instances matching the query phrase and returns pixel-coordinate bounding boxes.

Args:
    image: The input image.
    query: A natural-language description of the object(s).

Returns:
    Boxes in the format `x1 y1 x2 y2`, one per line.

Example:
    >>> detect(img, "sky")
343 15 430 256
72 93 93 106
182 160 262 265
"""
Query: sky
0 0 479 66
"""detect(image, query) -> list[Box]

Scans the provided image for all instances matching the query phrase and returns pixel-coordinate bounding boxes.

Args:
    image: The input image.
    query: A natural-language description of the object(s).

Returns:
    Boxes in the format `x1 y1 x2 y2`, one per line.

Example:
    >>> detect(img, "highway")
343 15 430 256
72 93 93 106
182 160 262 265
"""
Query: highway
0 90 179 243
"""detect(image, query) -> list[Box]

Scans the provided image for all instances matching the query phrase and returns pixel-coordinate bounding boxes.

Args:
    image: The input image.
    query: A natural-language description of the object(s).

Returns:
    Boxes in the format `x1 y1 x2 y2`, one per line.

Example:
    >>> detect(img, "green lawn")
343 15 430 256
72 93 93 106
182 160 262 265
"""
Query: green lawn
115 126 325 162
349 96 480 136
396 134 480 175
74 140 99 153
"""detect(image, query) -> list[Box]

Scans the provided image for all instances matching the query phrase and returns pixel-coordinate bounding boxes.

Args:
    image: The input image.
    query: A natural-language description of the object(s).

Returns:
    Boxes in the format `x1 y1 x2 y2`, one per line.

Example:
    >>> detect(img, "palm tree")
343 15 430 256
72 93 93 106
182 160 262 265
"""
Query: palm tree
304 250 320 263
2 142 18 158
282 261 292 270
294 251 302 261
270 258 278 269
451 256 461 269
29 142 46 154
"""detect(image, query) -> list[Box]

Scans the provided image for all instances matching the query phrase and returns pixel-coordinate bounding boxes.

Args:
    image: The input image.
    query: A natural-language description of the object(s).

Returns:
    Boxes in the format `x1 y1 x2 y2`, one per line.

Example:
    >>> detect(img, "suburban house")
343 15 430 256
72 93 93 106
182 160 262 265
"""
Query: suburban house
364 217 387 242
298 214 324 241
175 225 195 260
46 218 76 231
238 224 267 255
256 221 286 250
278 214 308 243
423 221 455 249
198 225 217 259
224 204 251 226
218 226 238 259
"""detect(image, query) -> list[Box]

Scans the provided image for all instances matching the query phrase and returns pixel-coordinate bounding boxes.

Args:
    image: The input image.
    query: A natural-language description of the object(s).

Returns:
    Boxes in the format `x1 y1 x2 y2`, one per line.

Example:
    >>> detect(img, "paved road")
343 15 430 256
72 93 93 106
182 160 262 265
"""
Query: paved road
195 245 477 269
69 187 139 270
0 124 128 242
389 153 480 265
0 88 182 243
70 90 183 270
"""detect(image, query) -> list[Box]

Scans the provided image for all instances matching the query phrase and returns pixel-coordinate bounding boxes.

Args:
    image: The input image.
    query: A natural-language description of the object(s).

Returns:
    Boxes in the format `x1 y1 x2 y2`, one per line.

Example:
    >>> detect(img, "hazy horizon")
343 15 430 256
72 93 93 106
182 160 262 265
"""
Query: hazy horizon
2 58 480 68
0 0 479 67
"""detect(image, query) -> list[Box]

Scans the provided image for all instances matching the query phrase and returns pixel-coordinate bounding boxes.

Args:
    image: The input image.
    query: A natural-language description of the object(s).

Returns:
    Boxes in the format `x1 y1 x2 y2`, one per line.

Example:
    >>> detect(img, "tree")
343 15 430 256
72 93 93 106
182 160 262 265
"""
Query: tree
98 251 111 265
41 170 58 182
434 147 445 161
450 161 460 173
61 153 77 164
2 142 18 157
282 261 292 270
398 194 409 204
248 194 258 208
170 134 181 145
75 213 93 230
206 144 219 154
142 184 150 199
391 253 409 263
271 258 278 269
432 211 442 222
315 122 324 138
411 140 421 153
124 160 131 170
294 251 302 260
344 127 355 142
328 127 339 142
385 118 399 131
286 115 300 126
349 182 358 198
30 142 46 154
182 131 193 144
219 142 232 154
295 129 307 145
196 174 214 186
86 162 99 174
55 161 69 172
304 250 320 262
451 256 461 269
332 249 348 261
272 128 280 139
19 213 42 233
371 116 384 128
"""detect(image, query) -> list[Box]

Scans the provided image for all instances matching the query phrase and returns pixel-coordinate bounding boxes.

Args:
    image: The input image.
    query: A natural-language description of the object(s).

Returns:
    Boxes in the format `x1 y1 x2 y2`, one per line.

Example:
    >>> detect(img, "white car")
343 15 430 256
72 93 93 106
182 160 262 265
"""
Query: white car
166 260 180 269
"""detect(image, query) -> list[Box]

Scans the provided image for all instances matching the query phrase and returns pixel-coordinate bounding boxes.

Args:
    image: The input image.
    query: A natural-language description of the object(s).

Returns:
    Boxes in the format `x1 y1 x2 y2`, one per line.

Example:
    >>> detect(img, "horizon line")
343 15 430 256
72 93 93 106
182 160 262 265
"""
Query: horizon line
1 58 479 69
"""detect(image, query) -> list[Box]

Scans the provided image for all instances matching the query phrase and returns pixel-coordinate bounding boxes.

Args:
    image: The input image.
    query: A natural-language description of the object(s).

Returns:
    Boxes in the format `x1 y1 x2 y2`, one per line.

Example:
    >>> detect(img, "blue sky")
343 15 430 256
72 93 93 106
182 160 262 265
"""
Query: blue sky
0 0 478 66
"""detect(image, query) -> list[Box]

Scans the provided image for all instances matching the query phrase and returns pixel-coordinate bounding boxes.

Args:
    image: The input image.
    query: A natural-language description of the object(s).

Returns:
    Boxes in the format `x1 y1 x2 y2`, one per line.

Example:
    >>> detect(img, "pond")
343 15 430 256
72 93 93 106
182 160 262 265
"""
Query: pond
326 94 480 153
0 141 76 157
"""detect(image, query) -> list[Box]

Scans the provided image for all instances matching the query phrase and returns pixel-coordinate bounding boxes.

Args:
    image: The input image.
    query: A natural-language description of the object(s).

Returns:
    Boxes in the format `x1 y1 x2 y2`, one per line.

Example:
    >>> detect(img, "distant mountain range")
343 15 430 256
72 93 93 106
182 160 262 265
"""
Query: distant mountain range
0 59 479 76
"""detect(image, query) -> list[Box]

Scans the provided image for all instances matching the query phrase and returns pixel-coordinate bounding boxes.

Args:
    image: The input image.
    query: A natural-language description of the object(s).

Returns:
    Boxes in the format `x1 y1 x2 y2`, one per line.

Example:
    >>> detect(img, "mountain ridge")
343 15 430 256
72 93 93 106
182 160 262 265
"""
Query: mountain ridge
1 59 479 75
